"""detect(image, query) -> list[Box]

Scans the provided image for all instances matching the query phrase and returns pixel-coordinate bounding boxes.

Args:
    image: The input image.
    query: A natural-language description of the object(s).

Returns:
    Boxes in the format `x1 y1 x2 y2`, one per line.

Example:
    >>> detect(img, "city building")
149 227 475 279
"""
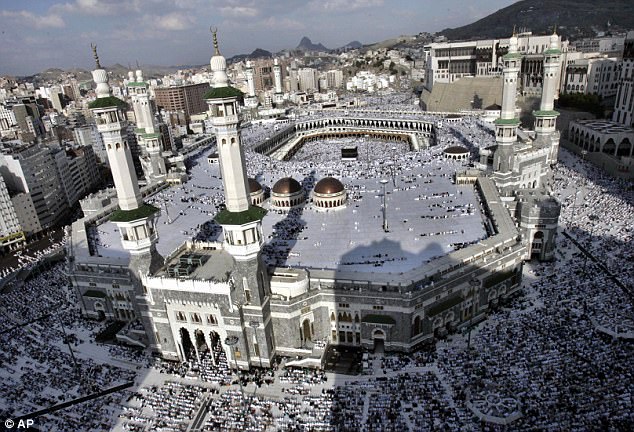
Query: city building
0 142 69 235
613 31 634 127
424 32 569 96
154 83 209 127
564 31 634 178
0 174 25 252
563 57 619 98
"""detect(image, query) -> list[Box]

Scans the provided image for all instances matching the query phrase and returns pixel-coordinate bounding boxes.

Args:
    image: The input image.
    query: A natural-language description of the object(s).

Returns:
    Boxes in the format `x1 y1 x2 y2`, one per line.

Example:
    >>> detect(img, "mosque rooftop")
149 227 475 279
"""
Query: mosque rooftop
86 129 489 275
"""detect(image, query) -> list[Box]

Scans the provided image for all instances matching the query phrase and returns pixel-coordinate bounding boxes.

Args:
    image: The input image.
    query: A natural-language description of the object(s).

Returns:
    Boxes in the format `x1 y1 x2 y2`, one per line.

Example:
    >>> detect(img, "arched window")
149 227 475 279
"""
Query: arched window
115 143 121 150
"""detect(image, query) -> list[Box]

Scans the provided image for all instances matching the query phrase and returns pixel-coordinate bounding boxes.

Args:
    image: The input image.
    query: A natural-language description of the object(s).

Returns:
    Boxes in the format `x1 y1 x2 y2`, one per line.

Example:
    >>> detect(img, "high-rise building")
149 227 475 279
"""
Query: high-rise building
0 175 25 252
326 69 344 89
613 31 634 127
154 83 209 127
298 68 319 92
0 142 70 233
73 124 107 164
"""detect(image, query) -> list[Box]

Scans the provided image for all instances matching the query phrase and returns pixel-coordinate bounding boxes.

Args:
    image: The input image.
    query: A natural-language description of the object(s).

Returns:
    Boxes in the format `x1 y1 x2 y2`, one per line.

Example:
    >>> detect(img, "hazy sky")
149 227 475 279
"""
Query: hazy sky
0 0 517 76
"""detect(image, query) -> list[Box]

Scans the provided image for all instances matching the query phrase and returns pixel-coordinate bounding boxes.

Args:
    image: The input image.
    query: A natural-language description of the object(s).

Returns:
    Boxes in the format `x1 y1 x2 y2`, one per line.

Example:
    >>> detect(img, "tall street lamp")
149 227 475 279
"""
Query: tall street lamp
467 277 480 351
224 335 247 422
584 214 598 274
392 146 397 187
380 179 389 232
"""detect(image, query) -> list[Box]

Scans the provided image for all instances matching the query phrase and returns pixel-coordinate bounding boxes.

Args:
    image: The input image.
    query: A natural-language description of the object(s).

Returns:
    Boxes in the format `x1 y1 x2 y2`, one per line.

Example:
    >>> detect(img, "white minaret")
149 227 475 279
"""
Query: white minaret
273 58 284 104
205 31 274 370
205 30 265 261
89 45 142 211
89 44 162 350
244 60 258 108
534 29 562 164
245 61 256 97
493 33 522 175
89 44 161 270
128 68 167 183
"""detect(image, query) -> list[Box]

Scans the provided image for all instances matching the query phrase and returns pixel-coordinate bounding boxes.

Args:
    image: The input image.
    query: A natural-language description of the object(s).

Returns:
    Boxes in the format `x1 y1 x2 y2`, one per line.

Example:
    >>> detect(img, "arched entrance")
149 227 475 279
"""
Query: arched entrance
179 328 194 361
532 231 544 258
372 328 385 354
301 318 312 342
195 329 208 353
617 138 631 157
602 138 616 155
209 331 222 366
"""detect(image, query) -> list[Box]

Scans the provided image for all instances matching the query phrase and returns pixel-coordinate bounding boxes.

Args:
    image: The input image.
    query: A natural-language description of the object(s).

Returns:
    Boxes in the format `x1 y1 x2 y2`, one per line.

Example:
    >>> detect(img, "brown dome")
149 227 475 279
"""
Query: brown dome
272 177 302 195
314 177 344 195
248 178 262 193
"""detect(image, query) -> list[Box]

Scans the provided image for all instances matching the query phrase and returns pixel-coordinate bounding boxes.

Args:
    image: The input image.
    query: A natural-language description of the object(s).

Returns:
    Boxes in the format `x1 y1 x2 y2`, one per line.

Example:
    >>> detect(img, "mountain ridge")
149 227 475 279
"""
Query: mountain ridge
439 0 634 41
297 36 329 52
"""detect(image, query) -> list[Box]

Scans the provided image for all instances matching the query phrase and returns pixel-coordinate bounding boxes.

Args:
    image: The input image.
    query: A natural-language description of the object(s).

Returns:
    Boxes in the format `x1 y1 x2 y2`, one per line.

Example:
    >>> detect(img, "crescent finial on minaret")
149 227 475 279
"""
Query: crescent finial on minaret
210 26 220 55
91 43 101 69
553 24 558 35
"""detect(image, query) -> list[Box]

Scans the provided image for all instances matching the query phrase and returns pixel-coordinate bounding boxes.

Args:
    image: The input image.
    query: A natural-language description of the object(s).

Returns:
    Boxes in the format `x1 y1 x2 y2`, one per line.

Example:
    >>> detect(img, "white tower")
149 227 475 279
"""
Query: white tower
89 44 162 349
533 30 562 164
244 60 259 108
205 30 274 369
493 33 522 176
127 69 167 183
273 58 284 104
89 46 142 211
205 31 266 255
88 44 161 273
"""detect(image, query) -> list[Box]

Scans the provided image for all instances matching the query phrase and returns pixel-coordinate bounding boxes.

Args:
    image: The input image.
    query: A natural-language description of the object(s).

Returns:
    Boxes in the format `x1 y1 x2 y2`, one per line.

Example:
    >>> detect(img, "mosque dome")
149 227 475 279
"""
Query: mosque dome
314 177 344 195
248 178 263 193
248 178 265 206
211 55 227 73
272 177 302 195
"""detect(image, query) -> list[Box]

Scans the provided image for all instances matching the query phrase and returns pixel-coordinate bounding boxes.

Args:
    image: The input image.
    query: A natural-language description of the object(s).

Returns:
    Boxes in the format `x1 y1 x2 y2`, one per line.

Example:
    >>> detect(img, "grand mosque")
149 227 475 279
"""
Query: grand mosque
67 30 562 368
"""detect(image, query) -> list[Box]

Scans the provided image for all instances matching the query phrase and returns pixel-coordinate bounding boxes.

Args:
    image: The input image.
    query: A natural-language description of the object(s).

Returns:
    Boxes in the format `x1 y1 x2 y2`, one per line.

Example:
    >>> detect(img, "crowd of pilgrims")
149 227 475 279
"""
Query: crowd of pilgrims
1 94 633 430
0 235 66 280
0 260 138 431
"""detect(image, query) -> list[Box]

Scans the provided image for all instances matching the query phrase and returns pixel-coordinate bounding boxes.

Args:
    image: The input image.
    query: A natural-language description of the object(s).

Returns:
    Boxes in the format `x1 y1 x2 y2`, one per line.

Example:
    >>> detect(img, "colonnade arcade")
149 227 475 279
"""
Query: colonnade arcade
177 326 223 363
569 127 634 158
284 130 412 161
255 117 436 156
